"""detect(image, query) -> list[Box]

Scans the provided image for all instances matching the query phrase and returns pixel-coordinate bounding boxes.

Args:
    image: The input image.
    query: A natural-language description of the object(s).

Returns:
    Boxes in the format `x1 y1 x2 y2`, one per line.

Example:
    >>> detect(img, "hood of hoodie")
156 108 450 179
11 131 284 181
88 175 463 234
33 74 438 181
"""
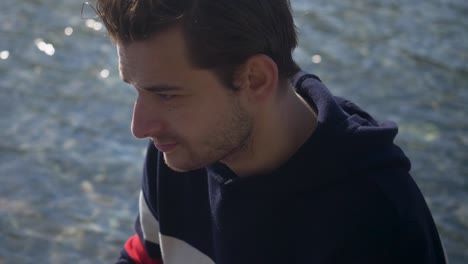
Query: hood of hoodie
294 72 410 170
207 71 411 194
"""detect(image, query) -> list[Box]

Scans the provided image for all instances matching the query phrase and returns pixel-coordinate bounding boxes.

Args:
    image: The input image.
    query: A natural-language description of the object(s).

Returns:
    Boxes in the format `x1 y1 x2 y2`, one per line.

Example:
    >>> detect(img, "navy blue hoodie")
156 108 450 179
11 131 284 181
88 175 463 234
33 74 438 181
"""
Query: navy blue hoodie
117 72 447 264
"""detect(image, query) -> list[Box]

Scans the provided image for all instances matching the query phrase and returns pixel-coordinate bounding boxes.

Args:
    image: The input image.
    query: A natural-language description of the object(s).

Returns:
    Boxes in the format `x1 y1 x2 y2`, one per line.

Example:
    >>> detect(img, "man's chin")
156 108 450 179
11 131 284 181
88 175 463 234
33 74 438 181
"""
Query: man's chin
165 164 190 172
163 157 204 172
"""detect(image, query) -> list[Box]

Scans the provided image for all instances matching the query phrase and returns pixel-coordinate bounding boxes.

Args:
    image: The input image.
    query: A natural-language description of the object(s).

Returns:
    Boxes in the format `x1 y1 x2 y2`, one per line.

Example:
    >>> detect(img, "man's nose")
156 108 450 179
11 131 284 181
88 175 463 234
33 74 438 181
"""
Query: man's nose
131 98 164 139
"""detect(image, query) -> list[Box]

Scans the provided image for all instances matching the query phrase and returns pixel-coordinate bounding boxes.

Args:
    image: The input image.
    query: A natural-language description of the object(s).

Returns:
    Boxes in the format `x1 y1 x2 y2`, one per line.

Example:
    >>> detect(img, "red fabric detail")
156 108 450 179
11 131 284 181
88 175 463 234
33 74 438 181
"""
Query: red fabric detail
124 234 163 264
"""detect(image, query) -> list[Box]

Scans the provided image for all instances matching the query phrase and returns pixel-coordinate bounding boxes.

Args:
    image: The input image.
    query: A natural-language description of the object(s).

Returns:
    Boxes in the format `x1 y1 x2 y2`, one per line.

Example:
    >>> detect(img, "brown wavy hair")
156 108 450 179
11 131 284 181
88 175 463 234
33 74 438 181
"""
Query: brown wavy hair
94 0 300 88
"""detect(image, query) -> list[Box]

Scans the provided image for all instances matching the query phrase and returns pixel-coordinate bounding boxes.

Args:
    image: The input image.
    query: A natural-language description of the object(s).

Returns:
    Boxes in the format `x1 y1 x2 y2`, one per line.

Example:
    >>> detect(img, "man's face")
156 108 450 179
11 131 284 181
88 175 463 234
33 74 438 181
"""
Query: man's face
117 27 253 172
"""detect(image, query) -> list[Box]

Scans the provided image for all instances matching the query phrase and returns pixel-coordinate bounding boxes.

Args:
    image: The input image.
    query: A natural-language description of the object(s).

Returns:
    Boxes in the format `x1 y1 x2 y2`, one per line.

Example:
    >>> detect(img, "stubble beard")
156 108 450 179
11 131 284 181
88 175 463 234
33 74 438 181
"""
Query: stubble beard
163 97 254 173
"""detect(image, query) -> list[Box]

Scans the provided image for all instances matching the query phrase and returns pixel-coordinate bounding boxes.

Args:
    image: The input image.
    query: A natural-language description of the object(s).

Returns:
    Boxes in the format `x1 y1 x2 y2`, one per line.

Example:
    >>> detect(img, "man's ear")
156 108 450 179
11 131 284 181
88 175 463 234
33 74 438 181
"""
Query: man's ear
233 54 279 102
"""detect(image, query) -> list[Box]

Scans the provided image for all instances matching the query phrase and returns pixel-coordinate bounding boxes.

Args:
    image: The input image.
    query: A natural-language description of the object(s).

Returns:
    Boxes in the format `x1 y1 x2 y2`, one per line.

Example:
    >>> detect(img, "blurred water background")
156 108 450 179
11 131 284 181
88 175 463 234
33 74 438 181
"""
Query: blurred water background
0 0 466 263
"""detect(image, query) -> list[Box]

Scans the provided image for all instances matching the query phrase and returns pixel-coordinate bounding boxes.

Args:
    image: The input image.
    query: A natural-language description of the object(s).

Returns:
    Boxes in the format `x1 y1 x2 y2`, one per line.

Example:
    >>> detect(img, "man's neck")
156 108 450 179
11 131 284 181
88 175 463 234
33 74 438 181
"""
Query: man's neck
222 84 317 177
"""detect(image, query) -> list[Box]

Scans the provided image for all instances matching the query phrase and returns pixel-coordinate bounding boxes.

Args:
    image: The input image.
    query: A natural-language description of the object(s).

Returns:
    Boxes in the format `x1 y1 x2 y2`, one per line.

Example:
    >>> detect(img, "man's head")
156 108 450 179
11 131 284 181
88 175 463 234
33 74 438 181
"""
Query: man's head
95 0 299 87
95 0 303 174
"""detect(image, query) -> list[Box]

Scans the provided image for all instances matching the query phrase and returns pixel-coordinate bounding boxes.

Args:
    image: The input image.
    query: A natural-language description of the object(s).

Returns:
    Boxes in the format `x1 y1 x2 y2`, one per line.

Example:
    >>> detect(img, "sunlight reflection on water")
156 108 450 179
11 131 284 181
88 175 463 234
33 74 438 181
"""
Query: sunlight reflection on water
85 19 103 31
35 38 56 56
0 50 9 60
64 26 73 36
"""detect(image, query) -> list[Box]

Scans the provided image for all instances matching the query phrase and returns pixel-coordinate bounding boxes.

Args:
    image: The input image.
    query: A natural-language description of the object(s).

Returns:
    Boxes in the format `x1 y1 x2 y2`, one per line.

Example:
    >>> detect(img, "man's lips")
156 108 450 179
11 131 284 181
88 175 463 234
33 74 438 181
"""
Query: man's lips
154 142 178 153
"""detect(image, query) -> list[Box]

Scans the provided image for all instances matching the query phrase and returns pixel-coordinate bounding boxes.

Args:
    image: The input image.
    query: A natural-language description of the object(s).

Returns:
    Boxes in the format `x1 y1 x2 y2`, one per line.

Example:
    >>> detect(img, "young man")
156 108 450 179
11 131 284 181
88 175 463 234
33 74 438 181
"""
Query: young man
93 0 447 263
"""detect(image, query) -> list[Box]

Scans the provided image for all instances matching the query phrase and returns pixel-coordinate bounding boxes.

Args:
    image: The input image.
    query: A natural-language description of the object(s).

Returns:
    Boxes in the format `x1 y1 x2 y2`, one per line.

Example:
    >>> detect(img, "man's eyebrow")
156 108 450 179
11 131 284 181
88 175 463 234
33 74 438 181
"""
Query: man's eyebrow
122 79 183 92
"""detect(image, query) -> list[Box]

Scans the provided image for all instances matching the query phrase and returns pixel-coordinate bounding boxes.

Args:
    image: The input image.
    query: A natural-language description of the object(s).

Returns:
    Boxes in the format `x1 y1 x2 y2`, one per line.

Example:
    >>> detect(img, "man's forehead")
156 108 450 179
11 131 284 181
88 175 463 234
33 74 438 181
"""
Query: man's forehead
116 43 134 66
117 45 129 82
116 42 152 84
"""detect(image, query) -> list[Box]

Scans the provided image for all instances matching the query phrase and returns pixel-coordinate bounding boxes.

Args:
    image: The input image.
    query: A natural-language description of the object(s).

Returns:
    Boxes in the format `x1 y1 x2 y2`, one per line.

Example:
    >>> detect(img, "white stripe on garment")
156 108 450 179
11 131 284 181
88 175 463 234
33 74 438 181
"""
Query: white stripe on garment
159 234 215 264
138 191 214 264
139 191 160 244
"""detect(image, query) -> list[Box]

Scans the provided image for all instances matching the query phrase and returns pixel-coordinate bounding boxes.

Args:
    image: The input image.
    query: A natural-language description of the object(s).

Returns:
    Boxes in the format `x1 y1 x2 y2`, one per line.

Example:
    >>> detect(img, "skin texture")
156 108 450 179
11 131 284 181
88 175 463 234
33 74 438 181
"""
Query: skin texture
118 26 317 177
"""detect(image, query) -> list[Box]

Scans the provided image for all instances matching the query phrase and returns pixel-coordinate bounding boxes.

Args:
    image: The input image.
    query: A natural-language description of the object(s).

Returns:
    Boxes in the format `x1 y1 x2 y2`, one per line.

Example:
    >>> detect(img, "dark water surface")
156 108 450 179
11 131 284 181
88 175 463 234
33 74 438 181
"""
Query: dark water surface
1 0 467 263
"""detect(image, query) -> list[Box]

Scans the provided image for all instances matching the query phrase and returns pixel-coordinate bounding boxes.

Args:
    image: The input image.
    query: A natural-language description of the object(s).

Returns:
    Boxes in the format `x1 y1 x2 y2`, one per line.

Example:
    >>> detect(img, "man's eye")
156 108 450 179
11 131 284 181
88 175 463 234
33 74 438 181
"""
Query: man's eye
158 94 175 100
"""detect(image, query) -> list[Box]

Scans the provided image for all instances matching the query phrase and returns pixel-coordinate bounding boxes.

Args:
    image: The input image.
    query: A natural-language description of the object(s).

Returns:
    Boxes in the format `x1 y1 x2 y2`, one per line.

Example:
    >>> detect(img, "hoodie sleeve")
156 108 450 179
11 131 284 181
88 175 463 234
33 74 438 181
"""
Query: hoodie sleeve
115 193 164 264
